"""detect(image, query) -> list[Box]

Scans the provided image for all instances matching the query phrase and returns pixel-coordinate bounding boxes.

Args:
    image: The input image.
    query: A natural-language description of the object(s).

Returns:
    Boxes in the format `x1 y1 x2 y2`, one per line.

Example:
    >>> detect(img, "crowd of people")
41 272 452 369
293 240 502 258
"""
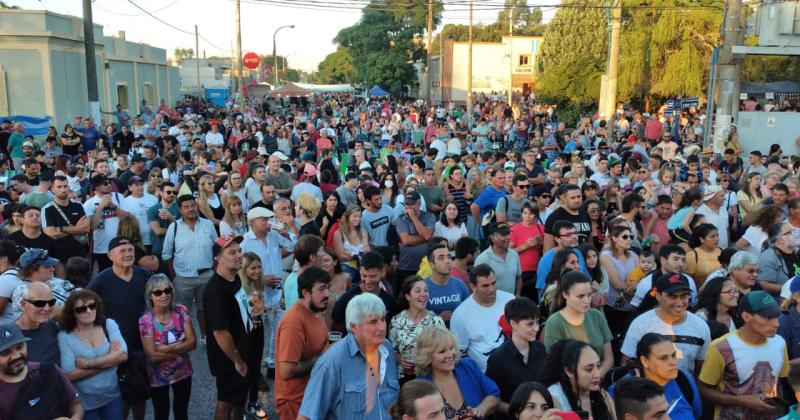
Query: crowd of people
0 91 800 420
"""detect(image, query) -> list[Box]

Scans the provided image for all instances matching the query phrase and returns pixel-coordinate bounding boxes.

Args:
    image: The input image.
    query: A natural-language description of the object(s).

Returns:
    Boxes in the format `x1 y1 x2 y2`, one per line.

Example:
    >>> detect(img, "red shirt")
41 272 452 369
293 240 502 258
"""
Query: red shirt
510 223 545 272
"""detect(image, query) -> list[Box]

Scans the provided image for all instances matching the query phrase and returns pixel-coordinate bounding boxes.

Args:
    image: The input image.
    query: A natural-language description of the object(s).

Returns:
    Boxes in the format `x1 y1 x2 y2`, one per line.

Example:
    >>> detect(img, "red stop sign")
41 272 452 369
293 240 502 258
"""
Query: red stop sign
243 52 260 70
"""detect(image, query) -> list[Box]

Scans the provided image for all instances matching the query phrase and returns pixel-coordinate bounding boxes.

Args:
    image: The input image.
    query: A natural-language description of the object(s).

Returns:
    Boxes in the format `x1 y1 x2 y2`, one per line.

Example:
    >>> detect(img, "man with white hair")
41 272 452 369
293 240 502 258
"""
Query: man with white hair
298 293 399 420
727 251 762 299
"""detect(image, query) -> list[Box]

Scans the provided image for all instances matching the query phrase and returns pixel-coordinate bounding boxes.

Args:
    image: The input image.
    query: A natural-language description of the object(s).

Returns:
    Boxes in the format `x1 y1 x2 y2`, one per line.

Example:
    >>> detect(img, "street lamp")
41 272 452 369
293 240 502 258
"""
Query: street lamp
273 25 295 86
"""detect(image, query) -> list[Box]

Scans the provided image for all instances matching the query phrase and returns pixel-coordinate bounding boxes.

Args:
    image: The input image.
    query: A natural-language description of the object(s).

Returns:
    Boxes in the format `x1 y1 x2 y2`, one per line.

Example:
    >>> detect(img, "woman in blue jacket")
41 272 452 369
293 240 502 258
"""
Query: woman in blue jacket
415 325 500 419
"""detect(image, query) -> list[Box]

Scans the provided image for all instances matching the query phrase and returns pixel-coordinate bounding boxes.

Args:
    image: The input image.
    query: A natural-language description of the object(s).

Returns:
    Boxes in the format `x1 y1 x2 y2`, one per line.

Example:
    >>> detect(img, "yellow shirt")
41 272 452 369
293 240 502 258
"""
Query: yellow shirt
686 247 722 288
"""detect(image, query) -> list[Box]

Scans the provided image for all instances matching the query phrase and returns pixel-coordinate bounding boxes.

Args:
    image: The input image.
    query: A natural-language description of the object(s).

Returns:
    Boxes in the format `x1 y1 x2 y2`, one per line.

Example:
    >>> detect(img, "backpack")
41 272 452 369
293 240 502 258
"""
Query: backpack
481 196 508 227
13 363 69 420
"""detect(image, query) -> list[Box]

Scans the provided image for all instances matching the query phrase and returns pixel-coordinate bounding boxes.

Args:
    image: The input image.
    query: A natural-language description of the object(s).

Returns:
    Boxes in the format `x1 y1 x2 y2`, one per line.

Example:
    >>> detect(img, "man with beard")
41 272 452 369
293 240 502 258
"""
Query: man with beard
543 184 591 251
0 322 83 420
474 222 522 296
41 175 90 260
203 235 248 420
275 266 331 420
612 193 645 245
361 186 396 248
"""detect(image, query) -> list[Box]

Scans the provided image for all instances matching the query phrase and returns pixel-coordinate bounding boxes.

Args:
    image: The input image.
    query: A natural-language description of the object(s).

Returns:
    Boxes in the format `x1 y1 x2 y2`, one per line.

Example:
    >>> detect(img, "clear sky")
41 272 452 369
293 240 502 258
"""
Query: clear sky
11 0 557 72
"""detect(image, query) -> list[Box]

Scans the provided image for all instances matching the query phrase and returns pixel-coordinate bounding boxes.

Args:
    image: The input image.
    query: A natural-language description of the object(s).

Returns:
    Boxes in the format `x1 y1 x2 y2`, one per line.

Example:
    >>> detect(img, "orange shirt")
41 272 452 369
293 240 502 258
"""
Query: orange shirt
274 301 329 409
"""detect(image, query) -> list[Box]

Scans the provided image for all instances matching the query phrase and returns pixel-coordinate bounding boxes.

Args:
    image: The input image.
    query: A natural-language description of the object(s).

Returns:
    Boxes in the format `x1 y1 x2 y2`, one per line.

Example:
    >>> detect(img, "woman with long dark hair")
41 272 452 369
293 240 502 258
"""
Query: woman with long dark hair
389 276 444 380
599 225 637 307
508 382 560 420
537 339 615 419
543 271 614 376
693 276 741 333
578 243 609 308
736 204 784 256
581 199 606 251
685 223 722 287
539 250 581 318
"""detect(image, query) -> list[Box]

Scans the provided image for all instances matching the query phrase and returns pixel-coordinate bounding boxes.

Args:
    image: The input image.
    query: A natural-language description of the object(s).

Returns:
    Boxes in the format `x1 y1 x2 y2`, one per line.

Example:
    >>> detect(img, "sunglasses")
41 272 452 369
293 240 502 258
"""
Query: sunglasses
620 234 633 240
540 194 551 199
163 190 176 195
25 298 57 308
151 287 173 297
74 302 97 314
516 184 529 189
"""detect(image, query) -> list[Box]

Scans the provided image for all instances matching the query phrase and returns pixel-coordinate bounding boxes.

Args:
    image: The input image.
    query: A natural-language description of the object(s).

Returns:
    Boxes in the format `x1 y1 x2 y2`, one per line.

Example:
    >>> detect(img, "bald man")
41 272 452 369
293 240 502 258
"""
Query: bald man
15 282 61 365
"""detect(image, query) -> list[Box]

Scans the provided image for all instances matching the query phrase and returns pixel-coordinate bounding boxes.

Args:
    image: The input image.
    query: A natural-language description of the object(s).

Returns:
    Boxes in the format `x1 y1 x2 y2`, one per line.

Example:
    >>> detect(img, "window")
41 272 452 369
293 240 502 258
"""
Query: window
116 85 129 110
143 83 155 105
519 54 531 66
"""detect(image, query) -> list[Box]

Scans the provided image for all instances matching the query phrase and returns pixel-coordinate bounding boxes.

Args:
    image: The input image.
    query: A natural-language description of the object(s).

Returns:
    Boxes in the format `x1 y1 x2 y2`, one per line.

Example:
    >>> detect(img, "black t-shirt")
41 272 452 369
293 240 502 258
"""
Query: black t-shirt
41 201 88 260
0 131 9 154
155 136 179 156
298 220 321 238
87 266 150 351
485 338 547 410
7 230 59 258
112 132 135 156
61 132 80 156
203 272 249 376
544 207 592 245
331 285 398 333
250 201 274 212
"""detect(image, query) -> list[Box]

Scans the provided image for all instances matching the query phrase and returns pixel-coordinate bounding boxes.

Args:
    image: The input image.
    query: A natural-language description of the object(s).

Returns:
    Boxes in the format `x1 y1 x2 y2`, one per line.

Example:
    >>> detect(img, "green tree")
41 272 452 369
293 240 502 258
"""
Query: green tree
333 0 443 95
314 48 358 84
172 48 194 65
0 1 20 8
743 56 800 83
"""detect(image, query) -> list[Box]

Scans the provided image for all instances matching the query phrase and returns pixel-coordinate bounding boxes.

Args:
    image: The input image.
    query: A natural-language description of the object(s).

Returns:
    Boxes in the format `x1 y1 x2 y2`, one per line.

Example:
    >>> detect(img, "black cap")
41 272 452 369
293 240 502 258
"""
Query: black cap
487 221 510 235
654 272 691 294
90 174 110 188
404 190 421 204
127 175 144 186
108 236 133 252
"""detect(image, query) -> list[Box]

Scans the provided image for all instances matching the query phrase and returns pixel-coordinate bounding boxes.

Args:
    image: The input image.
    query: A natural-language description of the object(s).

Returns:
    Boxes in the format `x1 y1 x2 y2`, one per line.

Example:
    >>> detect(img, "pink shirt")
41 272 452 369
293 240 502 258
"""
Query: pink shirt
510 223 545 272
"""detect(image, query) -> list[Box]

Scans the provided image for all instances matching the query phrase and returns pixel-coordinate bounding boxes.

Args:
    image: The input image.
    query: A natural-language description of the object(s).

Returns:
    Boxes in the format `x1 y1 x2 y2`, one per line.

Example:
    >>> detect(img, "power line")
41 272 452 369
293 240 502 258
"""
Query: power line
244 0 722 12
92 0 178 17
125 0 229 52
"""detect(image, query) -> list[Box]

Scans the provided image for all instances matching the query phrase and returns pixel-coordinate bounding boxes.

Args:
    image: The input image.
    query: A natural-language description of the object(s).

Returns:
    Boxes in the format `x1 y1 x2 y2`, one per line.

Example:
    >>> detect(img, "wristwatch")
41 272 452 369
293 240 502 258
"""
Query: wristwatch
57 226 63 233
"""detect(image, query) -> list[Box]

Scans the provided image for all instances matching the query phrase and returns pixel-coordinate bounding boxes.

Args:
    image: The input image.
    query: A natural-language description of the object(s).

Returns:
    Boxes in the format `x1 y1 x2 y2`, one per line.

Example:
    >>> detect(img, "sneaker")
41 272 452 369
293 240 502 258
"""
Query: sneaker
199 337 206 348
246 402 267 419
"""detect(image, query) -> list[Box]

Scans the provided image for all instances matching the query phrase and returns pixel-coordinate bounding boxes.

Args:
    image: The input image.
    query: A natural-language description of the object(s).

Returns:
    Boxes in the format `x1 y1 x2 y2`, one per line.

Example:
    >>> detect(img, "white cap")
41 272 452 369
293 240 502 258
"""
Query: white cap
247 207 275 220
704 185 723 201
271 151 289 161
359 161 372 170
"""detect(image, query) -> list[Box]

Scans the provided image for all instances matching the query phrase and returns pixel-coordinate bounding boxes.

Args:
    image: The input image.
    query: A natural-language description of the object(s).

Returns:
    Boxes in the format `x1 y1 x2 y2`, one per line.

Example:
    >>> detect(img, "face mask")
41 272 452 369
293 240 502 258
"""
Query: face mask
385 181 394 188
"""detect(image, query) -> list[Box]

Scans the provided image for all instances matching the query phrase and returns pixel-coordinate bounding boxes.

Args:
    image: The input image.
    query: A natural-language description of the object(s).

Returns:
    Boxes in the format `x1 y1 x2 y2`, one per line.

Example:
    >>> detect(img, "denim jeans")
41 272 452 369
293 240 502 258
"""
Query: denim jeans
83 395 124 420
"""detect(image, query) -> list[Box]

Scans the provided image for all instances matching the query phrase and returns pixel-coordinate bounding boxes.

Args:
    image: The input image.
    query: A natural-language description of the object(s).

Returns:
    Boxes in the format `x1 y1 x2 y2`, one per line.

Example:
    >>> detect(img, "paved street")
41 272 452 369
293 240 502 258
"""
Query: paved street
144 331 277 419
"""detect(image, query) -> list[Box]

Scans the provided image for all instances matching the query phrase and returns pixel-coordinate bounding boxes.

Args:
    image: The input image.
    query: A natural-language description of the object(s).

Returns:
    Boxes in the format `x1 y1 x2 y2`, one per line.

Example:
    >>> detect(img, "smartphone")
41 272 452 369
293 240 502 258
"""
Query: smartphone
762 396 789 407
552 412 582 420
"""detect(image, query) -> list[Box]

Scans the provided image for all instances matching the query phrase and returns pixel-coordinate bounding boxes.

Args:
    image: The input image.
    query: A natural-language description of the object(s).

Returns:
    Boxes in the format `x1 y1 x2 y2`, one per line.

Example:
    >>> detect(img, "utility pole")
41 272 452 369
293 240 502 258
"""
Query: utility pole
603 0 622 121
439 29 443 104
195 25 201 94
426 0 433 106
235 0 244 109
713 0 744 149
466 0 473 127
508 9 513 105
82 0 101 124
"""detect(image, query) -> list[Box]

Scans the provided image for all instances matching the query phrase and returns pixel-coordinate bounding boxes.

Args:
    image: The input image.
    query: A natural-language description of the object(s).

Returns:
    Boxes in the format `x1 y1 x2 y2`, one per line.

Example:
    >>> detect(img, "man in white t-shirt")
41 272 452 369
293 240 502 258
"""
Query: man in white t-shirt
205 123 224 147
430 136 447 162
83 174 125 271
622 272 711 375
120 176 158 247
449 264 515 371
695 185 729 248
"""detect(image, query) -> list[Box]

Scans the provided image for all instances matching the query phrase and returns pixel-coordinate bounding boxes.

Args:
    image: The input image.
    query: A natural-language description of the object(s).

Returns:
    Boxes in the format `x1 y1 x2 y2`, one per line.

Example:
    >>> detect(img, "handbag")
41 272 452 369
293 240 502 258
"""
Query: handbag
101 320 150 403
52 202 89 245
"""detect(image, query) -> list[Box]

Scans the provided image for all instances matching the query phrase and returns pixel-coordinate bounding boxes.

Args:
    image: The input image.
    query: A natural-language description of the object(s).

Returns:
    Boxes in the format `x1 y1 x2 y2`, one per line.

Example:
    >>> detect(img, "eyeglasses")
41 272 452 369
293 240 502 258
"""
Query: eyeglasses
638 170 647 174
720 288 740 296
74 302 97 314
25 298 57 308
620 234 633 240
151 287 173 297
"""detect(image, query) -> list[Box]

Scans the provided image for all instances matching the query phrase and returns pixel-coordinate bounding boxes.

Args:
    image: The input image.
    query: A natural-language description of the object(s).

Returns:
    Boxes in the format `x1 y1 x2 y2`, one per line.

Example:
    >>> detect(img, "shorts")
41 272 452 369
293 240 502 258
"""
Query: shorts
215 368 248 407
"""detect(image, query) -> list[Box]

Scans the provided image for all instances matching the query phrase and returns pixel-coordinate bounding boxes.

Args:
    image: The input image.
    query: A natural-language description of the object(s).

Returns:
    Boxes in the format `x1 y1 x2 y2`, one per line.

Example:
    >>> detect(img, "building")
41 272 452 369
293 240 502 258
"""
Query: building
419 35 543 104
0 9 181 127
179 57 232 93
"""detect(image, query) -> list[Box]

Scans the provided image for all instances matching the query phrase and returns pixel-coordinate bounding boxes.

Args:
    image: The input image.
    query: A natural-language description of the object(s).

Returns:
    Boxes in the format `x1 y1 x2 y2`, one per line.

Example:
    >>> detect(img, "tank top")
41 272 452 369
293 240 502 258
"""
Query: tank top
601 249 637 306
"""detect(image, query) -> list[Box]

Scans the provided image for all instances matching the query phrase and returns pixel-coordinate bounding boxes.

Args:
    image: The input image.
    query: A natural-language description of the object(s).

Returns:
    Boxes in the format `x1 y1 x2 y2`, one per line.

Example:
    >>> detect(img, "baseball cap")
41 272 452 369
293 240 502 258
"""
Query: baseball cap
404 190 421 204
703 185 723 202
487 222 510 236
108 236 133 252
303 164 317 177
212 235 243 256
654 272 691 294
503 161 515 170
127 175 144 186
271 151 289 161
19 248 59 268
90 174 110 188
0 323 30 353
359 161 372 170
247 207 274 220
739 290 780 318
790 274 800 295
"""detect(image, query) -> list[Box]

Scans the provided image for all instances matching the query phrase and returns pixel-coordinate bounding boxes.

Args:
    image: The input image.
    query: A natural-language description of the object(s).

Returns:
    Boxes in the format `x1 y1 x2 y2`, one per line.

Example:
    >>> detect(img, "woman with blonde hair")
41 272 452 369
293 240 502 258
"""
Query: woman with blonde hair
296 193 322 237
415 325 500 419
238 252 268 418
333 204 370 282
117 214 160 271
196 174 224 227
146 167 164 195
219 194 247 237
220 171 248 214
